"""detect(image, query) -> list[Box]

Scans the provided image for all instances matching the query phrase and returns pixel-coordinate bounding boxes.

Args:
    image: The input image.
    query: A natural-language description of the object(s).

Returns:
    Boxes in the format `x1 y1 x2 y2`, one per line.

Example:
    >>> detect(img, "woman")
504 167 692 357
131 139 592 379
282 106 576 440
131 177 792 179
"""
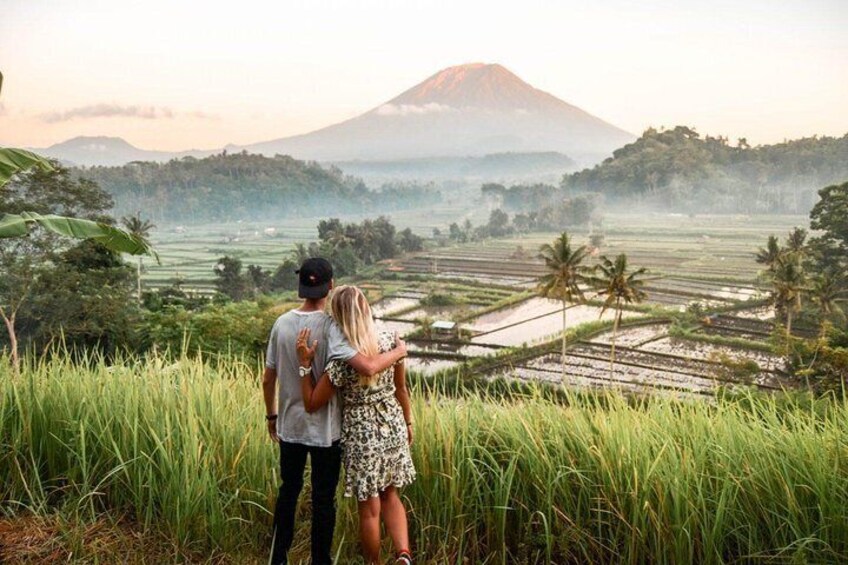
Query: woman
297 285 416 565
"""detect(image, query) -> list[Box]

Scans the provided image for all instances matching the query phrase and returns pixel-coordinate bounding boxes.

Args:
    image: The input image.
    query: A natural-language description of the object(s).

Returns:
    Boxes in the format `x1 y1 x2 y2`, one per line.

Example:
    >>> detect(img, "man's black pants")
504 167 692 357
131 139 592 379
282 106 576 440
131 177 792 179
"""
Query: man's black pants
271 440 342 565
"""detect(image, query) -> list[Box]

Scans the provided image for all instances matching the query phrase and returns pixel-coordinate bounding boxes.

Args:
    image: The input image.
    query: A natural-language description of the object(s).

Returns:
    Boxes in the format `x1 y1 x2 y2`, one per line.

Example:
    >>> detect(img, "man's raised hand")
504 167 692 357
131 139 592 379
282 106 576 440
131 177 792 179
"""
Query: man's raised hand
296 328 318 367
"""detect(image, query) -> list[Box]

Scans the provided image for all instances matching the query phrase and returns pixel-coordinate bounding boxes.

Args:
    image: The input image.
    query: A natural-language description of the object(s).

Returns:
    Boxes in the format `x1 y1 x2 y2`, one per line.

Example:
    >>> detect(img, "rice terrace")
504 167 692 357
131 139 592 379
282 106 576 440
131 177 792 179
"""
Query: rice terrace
2 2 848 564
144 212 800 396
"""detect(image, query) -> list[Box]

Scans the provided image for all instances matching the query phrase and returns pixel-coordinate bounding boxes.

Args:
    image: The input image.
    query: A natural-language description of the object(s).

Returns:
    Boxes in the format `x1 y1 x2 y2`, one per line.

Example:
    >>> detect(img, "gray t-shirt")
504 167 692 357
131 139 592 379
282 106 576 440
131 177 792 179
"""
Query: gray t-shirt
265 310 358 447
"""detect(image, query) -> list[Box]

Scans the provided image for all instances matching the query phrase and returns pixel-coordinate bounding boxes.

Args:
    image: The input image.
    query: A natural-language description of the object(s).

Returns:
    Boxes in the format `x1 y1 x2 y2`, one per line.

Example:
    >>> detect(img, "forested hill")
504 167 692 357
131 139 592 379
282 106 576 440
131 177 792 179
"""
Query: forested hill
74 152 440 223
562 126 848 213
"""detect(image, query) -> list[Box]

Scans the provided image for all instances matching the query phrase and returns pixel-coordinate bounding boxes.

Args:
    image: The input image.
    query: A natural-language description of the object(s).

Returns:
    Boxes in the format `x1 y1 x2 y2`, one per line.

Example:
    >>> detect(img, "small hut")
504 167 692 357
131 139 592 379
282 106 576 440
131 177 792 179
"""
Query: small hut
431 320 457 335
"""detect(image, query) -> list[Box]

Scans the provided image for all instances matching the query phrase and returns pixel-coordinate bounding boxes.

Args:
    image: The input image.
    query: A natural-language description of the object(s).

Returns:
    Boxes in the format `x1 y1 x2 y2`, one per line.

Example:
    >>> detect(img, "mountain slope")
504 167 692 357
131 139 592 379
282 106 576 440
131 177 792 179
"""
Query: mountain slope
32 136 215 167
243 63 634 164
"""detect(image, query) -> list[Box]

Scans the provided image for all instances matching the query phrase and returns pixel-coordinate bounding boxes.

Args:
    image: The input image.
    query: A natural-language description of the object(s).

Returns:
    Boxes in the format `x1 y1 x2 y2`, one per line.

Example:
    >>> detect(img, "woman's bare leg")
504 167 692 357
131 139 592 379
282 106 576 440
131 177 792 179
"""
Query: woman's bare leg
358 496 382 564
379 486 410 554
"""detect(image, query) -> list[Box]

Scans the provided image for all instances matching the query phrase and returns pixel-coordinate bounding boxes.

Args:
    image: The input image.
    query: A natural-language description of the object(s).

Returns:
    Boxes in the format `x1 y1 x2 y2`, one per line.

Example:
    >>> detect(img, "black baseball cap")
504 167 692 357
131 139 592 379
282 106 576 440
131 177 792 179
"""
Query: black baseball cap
297 257 333 299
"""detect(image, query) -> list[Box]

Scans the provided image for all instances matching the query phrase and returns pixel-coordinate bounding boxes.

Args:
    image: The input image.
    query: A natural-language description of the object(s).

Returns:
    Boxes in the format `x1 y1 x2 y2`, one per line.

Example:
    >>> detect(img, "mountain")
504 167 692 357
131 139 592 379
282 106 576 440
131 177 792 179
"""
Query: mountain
242 63 634 164
34 63 634 168
31 136 215 167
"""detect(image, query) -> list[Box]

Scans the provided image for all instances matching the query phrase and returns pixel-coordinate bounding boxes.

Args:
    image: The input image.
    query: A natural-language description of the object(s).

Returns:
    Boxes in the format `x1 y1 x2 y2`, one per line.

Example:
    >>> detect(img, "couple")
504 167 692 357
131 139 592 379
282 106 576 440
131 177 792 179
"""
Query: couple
262 257 416 565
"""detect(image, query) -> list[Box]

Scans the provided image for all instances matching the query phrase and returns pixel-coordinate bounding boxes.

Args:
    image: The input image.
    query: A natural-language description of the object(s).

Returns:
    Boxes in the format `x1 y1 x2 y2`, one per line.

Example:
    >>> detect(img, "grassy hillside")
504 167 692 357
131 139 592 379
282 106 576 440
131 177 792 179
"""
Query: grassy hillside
2 353 846 563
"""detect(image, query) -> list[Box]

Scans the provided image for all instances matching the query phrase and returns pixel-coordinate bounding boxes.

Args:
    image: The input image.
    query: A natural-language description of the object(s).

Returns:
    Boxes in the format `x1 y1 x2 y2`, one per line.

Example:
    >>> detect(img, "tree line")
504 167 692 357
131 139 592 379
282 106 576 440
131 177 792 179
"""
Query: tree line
450 192 600 244
755 181 848 391
74 152 441 223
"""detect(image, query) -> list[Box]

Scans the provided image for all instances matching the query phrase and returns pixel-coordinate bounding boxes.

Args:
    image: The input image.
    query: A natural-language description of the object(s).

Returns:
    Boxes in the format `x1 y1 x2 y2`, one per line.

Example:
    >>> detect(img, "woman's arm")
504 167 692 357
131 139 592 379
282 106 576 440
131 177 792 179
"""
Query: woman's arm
392 360 413 444
301 370 335 413
297 328 336 413
343 334 408 378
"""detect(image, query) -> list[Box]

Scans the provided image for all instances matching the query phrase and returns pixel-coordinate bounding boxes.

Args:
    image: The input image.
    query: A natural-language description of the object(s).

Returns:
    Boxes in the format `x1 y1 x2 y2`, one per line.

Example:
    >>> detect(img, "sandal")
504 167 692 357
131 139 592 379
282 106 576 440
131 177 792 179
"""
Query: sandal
394 549 412 564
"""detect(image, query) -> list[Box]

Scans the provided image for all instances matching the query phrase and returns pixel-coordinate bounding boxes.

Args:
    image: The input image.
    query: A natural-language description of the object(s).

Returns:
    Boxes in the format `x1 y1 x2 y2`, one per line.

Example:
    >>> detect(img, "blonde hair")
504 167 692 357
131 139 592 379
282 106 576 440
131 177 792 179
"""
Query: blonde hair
329 285 380 386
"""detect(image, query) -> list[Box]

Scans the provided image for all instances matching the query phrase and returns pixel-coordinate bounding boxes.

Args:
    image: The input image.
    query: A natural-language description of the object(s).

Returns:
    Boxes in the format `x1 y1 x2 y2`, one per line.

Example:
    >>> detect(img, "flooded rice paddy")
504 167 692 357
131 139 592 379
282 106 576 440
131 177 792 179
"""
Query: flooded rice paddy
470 302 640 347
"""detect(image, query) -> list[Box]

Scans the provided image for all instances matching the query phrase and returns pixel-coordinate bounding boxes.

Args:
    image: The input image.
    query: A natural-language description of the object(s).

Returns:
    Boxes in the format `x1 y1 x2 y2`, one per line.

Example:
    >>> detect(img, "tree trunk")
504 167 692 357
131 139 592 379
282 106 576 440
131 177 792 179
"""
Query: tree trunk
2 312 19 375
137 257 143 304
561 300 568 383
786 308 793 355
609 302 621 377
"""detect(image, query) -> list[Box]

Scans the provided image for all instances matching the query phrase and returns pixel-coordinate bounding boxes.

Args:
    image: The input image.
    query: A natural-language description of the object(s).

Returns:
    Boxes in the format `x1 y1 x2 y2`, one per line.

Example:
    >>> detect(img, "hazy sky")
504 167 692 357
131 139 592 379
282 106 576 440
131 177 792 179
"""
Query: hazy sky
1 0 846 151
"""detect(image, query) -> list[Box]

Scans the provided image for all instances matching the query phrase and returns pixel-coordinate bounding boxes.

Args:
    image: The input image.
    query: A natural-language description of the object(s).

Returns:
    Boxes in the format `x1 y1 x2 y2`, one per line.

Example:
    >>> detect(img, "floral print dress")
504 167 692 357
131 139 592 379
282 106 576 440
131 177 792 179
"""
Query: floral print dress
326 331 416 501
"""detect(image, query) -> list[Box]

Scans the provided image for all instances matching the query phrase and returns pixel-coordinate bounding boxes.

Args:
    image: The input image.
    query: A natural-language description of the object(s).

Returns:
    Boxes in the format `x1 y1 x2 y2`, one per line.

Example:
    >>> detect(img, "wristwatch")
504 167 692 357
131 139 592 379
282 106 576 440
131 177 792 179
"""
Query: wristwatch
298 365 312 378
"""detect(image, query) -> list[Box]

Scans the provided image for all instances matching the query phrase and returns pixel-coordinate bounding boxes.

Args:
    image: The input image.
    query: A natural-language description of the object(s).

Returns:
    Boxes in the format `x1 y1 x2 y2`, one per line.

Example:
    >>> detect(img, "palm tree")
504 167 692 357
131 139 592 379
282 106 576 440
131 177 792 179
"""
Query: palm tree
809 271 847 336
784 227 807 259
755 235 782 273
592 254 648 376
537 232 590 382
121 212 156 303
771 254 805 349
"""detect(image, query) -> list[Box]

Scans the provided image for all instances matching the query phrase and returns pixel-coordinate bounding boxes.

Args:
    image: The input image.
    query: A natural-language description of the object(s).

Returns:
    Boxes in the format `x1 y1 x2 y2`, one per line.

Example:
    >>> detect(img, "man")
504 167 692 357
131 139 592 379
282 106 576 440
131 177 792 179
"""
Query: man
262 257 407 565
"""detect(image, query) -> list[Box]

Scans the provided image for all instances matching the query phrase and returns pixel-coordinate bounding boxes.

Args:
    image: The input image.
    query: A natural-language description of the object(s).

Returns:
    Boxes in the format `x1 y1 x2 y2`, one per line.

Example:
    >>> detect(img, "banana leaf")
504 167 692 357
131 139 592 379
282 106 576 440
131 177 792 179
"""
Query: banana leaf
0 211 159 261
0 148 55 187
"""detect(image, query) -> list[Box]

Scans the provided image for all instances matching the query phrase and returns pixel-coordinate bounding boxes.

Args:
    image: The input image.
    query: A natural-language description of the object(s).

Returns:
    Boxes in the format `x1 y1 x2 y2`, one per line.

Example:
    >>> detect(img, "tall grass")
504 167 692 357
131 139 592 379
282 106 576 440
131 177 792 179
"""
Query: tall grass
1 353 846 563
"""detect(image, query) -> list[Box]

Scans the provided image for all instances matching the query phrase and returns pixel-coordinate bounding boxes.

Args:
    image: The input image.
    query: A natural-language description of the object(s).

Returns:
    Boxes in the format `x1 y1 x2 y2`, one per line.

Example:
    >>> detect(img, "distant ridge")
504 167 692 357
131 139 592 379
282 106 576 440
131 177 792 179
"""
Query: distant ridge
30 136 216 167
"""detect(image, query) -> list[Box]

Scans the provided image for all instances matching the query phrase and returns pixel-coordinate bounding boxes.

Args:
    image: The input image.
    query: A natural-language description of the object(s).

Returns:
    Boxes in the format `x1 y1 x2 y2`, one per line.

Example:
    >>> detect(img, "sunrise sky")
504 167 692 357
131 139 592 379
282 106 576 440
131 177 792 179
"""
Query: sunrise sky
1 0 846 151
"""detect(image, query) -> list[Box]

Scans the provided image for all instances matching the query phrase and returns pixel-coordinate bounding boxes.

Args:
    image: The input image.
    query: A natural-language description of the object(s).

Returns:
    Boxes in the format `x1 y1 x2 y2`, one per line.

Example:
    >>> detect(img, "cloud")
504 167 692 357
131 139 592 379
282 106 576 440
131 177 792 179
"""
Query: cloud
185 110 220 120
40 103 175 123
375 102 454 117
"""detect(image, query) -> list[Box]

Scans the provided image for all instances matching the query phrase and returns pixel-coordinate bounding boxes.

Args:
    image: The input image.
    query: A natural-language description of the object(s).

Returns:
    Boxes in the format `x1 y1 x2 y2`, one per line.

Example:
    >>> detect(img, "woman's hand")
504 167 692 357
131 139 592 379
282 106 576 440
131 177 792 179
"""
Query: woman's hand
406 423 413 446
394 333 408 359
296 328 318 367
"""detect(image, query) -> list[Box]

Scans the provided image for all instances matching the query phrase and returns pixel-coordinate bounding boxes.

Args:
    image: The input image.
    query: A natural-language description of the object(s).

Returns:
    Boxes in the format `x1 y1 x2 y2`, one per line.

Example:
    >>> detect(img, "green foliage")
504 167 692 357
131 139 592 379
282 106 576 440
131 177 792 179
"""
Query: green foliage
789 335 848 394
420 291 461 307
142 279 211 312
486 208 511 237
809 181 848 273
0 163 152 365
14 240 138 355
537 232 590 304
140 301 287 356
537 232 592 379
709 352 761 383
3 355 847 562
245 264 272 296
668 324 776 354
563 126 848 213
591 254 649 314
213 256 248 301
0 148 55 187
0 211 157 257
270 259 299 292
480 184 600 231
2 162 113 219
315 216 400 270
397 227 424 253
